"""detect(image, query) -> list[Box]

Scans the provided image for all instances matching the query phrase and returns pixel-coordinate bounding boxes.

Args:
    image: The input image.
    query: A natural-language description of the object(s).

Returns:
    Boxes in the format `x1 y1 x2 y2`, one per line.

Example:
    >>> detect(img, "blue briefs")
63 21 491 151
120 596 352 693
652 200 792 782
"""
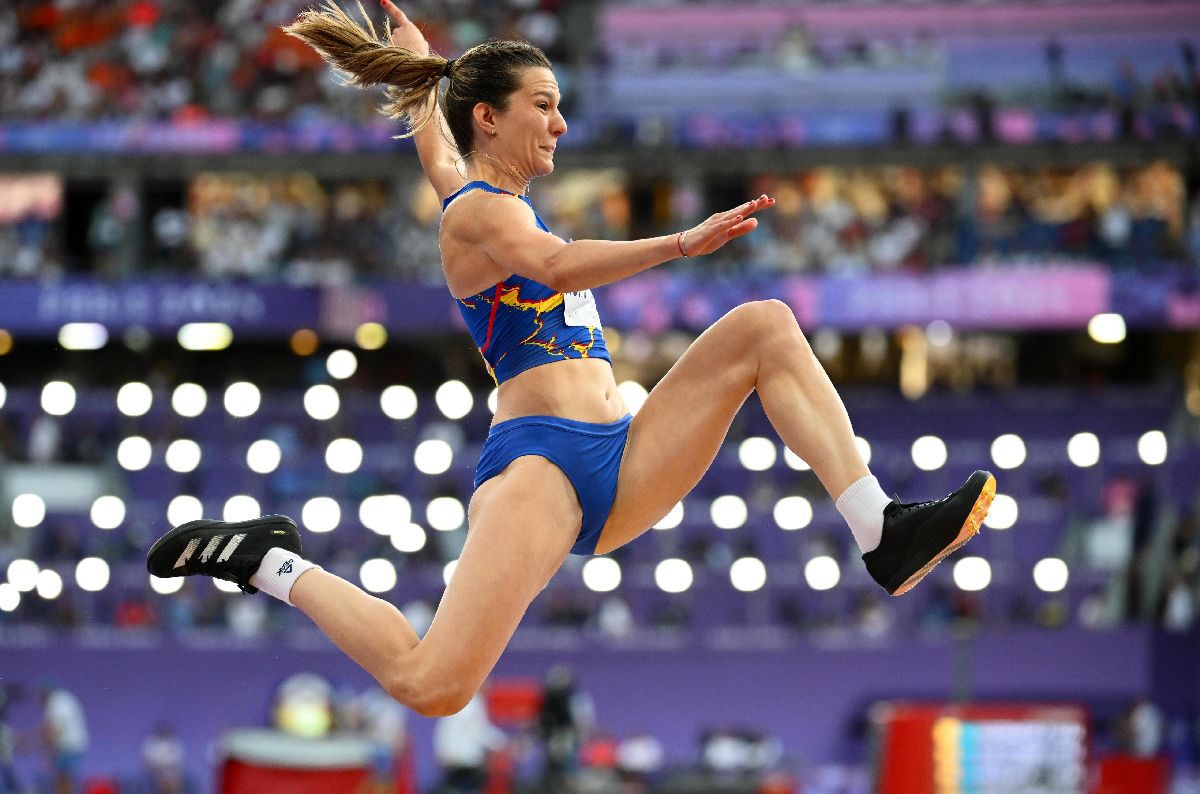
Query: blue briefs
474 413 633 555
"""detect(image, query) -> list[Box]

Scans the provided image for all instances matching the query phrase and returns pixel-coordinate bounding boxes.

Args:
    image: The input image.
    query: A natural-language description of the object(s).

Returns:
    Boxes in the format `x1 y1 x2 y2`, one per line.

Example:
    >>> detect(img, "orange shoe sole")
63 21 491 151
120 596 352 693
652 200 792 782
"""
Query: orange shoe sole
891 473 997 597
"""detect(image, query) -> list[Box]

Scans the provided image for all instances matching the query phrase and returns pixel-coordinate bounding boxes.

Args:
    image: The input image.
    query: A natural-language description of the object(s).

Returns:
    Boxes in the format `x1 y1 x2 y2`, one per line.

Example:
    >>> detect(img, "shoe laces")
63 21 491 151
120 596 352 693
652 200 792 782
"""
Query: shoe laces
892 495 938 516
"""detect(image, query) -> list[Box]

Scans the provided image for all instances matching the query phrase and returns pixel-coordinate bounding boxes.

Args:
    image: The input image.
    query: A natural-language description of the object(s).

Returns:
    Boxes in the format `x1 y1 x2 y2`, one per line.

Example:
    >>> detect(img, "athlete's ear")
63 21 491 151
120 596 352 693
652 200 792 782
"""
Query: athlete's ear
472 102 500 139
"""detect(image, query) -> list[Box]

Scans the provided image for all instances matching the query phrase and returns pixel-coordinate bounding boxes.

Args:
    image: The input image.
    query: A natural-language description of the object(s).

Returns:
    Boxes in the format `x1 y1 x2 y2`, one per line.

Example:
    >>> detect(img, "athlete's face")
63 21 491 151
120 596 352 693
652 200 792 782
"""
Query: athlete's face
491 67 567 179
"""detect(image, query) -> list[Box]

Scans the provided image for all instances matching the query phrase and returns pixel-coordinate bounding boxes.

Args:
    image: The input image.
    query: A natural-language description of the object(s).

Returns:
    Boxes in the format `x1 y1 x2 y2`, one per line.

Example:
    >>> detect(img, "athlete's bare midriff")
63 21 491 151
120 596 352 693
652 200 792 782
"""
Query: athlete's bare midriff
493 357 628 427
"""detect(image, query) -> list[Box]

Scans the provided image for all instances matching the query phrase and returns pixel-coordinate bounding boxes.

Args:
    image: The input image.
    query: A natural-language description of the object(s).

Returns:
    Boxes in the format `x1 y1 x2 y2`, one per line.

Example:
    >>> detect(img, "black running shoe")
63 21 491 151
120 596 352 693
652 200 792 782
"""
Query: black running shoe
863 470 996 596
146 515 301 594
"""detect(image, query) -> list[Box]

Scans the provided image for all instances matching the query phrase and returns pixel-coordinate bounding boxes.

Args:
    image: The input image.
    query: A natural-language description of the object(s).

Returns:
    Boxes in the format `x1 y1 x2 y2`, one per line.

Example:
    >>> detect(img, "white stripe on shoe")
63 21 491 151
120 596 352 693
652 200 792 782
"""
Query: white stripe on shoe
173 537 203 569
216 533 246 563
199 535 225 564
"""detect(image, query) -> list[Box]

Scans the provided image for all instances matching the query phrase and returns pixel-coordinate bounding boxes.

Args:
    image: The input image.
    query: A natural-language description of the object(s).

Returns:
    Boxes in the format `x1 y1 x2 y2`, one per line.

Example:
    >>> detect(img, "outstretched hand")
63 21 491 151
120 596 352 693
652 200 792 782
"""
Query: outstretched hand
380 0 428 55
680 195 775 257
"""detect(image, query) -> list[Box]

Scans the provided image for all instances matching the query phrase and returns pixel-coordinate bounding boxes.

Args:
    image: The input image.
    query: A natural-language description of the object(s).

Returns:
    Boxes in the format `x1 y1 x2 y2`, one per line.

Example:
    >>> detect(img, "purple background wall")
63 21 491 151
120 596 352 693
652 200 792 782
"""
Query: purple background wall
3 625 1194 790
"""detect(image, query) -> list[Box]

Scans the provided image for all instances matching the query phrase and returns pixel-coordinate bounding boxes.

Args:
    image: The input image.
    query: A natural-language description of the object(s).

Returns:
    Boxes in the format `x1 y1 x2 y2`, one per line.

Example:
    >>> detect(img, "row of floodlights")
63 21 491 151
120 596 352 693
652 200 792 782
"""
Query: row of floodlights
105 432 1168 480
48 323 394 353
4 380 1170 470
9 489 1025 535
45 315 1133 354
0 553 1071 613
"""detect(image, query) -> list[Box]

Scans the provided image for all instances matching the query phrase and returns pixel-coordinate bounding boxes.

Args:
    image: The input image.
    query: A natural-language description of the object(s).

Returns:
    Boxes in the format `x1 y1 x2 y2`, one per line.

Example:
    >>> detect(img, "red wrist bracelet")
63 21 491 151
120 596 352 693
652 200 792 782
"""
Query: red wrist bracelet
676 231 690 258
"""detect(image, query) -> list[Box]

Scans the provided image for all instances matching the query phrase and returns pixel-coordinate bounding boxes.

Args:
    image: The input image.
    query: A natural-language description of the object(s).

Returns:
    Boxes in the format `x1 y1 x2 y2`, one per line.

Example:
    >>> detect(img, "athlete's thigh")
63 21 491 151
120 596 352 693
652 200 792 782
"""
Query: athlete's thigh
417 455 581 691
595 302 785 554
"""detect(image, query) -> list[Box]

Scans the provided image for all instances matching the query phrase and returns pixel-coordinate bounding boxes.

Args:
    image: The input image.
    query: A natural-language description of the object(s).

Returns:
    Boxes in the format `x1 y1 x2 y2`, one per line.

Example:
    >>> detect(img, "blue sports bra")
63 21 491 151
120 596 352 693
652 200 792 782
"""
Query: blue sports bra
442 181 611 384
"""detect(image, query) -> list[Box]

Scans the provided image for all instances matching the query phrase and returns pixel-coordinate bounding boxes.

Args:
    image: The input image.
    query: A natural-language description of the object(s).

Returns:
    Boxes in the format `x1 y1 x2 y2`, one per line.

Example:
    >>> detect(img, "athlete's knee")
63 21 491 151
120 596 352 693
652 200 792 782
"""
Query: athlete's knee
733 299 807 354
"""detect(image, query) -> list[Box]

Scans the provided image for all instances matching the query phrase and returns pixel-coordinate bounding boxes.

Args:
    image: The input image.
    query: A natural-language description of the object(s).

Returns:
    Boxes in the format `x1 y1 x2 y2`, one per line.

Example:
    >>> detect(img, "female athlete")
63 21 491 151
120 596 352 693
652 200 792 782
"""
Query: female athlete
148 1 996 717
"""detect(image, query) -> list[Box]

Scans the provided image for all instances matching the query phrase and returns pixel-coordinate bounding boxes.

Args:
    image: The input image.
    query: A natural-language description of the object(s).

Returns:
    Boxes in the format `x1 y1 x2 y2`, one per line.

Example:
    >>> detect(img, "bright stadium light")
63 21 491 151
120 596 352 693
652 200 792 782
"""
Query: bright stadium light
302 497 340 533
1067 432 1101 468
655 558 694 594
783 448 811 471
224 382 261 418
953 556 991 591
391 523 427 553
304 385 340 421
730 557 767 592
442 560 458 586
172 383 207 418
12 494 46 528
1087 313 1126 344
0 584 19 612
7 559 39 592
435 380 473 420
617 381 648 415
1138 430 1167 465
710 495 747 529
325 438 363 474
224 495 261 522
117 436 153 471
583 558 621 593
488 388 498 414
355 323 387 350
984 493 1018 530
90 495 126 530
327 349 358 380
0 383 6 411
149 575 184 595
1033 558 1070 593
58 323 108 350
75 557 110 592
738 437 777 471
426 497 465 531
165 439 201 473
653 502 684 530
381 385 417 420
854 437 872 466
990 434 1026 469
116 382 153 416
361 495 412 535
246 439 282 474
167 495 203 526
178 323 233 351
414 439 453 475
41 381 76 416
773 496 812 531
805 556 840 590
912 435 948 471
359 558 397 594
213 578 241 594
36 569 63 600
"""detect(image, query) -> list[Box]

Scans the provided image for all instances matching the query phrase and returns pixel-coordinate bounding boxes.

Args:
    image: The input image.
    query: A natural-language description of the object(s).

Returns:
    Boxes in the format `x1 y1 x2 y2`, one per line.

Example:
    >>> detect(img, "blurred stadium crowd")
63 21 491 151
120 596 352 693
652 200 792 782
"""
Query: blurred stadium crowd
1 160 1196 283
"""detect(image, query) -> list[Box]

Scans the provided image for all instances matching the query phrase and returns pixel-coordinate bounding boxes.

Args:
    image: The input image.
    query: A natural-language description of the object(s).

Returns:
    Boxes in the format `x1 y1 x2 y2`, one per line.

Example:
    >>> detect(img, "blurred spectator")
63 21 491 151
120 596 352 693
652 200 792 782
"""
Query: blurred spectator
141 723 185 794
616 730 664 791
39 683 89 794
356 687 407 792
1121 697 1166 758
433 691 506 794
537 665 594 790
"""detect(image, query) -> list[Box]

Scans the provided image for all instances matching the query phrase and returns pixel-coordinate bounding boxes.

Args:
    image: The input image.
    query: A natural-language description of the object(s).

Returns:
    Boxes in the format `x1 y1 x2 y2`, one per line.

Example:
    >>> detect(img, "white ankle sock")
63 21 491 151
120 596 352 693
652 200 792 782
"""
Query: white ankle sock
249 547 321 606
835 475 893 554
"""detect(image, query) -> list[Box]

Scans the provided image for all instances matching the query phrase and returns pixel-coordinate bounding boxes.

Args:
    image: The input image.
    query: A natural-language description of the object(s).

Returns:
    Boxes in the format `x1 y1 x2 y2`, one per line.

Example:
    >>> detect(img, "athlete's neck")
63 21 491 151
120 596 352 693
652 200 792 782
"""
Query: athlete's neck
466 151 529 196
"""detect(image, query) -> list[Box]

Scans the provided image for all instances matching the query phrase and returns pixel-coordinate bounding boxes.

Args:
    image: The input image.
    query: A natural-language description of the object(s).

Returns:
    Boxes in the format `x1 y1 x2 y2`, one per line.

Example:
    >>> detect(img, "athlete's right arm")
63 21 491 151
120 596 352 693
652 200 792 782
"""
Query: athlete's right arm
383 0 464 202
467 194 775 293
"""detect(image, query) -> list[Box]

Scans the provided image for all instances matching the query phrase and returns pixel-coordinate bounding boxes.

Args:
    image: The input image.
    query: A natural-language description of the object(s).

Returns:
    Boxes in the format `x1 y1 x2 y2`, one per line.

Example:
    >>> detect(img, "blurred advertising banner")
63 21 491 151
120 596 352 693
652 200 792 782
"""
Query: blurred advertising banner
0 280 319 335
3 267 1198 337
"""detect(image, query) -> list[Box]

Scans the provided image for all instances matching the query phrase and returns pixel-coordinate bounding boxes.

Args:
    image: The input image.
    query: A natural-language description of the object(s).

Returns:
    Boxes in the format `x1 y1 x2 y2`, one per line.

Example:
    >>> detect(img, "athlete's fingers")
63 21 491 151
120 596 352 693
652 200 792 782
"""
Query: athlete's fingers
727 217 759 237
380 0 408 25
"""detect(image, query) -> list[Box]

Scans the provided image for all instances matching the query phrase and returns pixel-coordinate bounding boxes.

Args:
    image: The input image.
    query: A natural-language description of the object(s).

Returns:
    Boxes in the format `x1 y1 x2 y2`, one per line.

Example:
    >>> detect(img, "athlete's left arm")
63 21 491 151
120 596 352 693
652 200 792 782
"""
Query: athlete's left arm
383 0 464 202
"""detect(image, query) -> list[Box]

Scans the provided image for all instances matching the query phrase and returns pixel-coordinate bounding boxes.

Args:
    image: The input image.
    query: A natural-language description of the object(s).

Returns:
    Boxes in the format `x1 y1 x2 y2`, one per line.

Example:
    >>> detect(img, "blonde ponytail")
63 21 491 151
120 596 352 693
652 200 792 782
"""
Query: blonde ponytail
282 1 447 137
